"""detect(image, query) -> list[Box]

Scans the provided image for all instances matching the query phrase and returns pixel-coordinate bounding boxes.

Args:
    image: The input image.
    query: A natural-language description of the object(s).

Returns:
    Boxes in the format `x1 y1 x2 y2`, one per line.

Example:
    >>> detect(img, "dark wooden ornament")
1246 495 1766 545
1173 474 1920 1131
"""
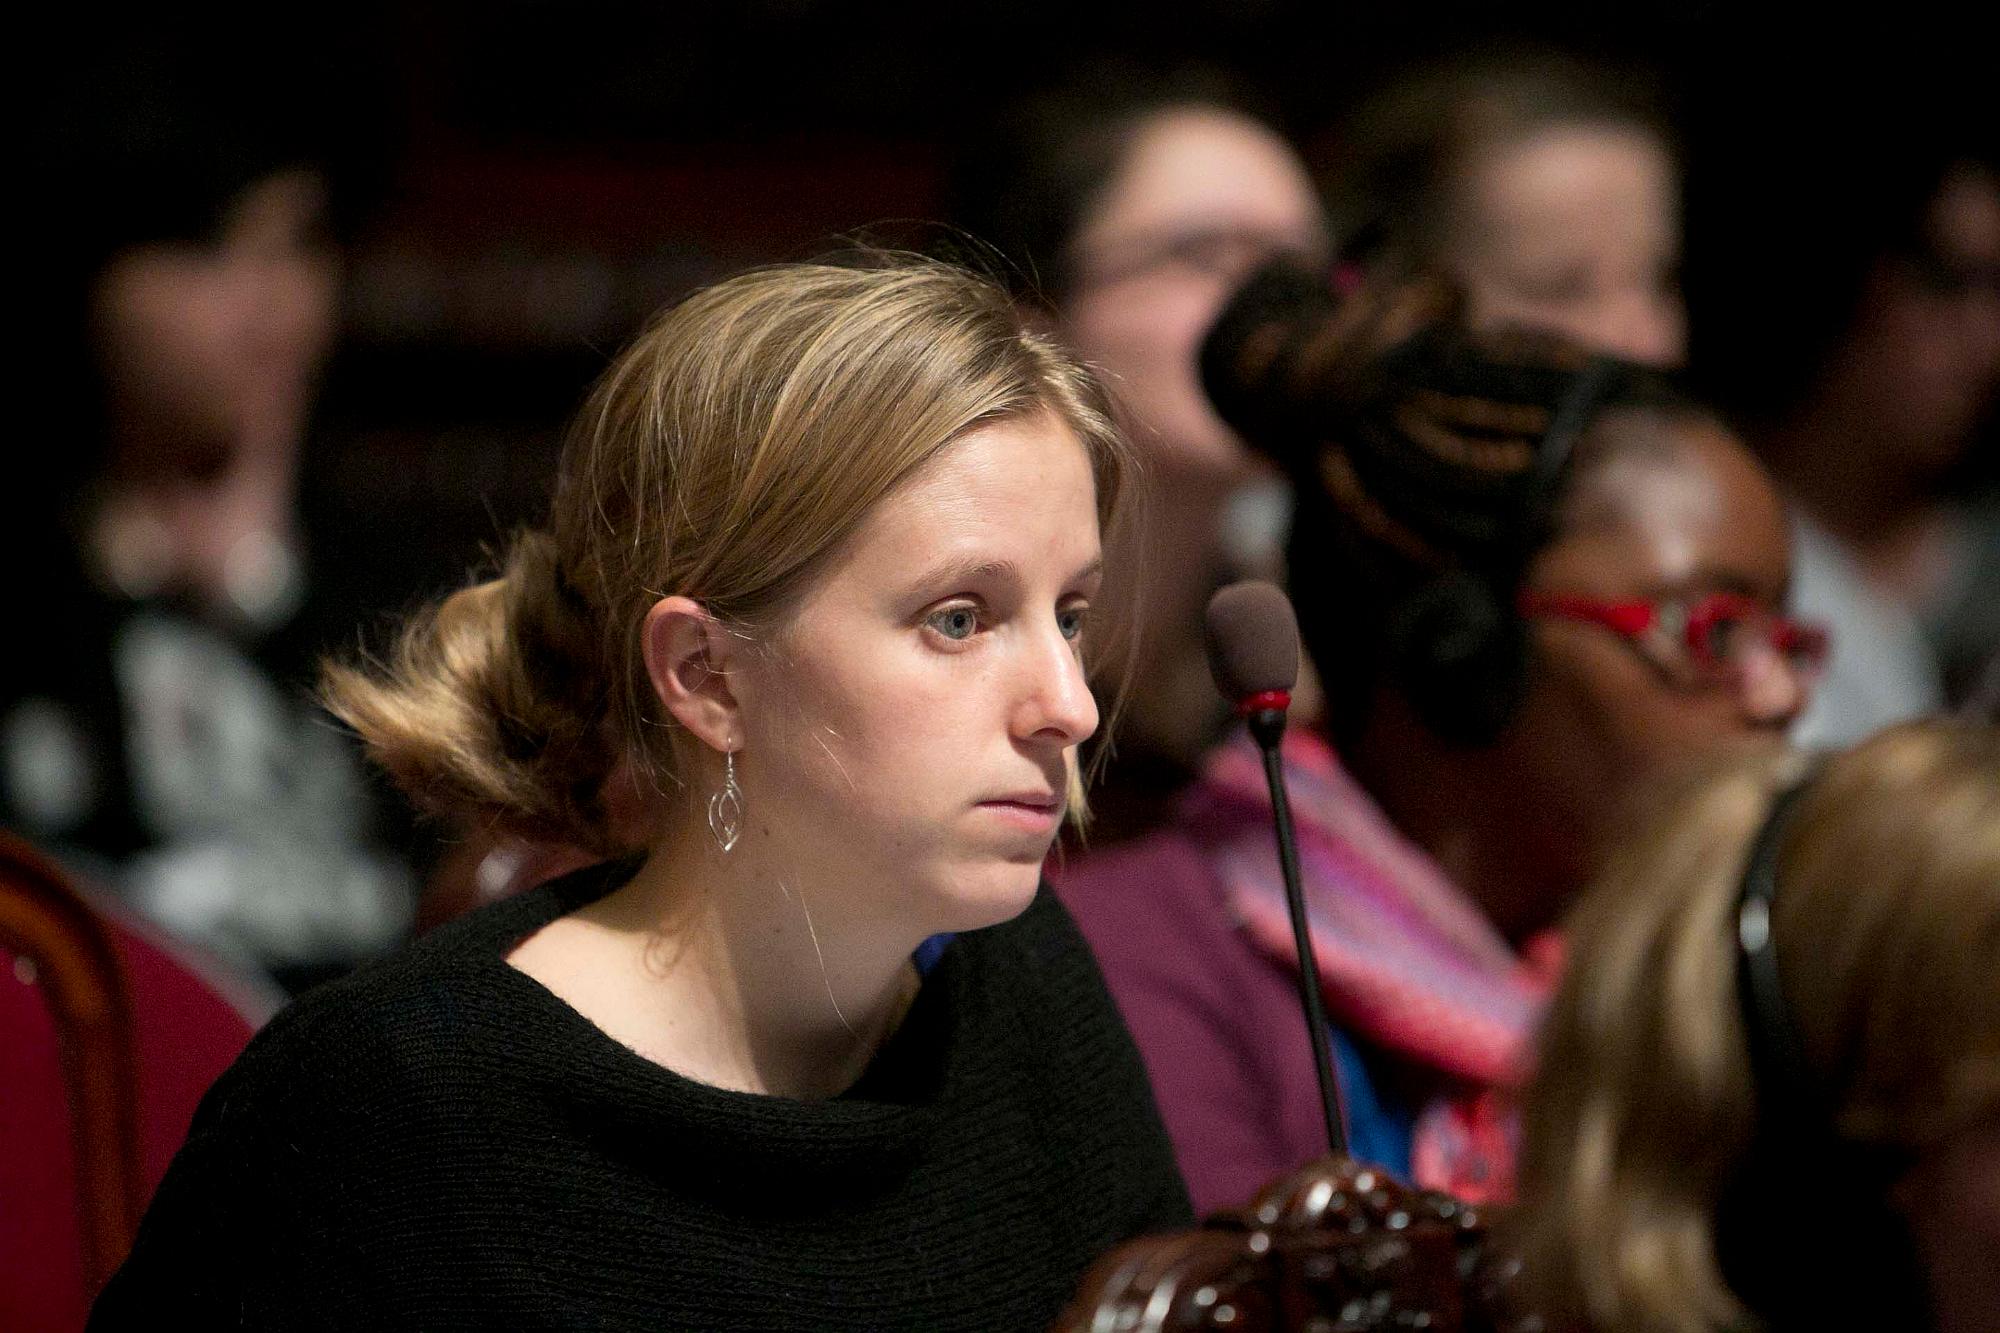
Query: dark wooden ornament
1056 1155 1555 1333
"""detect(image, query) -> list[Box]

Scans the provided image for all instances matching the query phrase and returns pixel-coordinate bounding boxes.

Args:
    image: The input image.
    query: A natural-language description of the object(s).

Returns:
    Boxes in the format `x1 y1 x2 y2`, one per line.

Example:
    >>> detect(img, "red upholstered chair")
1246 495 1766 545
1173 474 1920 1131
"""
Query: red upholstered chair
0 833 270 1331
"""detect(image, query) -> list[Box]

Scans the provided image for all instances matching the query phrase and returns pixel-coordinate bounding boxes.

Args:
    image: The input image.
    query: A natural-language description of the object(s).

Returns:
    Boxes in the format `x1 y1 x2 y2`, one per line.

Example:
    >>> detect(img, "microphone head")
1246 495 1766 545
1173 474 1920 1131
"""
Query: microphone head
1205 581 1301 702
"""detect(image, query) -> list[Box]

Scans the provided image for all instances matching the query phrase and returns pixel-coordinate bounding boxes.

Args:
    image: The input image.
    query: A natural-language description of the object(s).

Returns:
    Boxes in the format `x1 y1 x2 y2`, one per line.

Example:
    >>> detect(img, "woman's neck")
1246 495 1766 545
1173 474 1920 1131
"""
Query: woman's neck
511 825 923 1100
1344 707 1578 950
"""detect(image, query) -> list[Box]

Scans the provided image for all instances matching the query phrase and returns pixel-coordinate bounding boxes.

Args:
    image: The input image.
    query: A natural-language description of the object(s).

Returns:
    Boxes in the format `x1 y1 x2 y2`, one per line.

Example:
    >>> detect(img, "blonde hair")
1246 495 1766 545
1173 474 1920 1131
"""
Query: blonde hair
1511 720 2000 1332
324 257 1132 852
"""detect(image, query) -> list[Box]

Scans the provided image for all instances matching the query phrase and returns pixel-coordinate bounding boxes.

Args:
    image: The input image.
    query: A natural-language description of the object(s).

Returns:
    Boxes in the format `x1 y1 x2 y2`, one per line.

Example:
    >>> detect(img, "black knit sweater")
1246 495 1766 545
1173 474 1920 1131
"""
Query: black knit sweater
90 862 1192 1330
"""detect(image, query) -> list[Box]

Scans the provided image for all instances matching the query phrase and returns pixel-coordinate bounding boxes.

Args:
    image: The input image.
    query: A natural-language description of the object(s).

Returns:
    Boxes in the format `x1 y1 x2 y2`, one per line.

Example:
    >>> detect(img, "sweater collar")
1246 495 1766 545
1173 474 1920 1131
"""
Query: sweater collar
449 860 962 1206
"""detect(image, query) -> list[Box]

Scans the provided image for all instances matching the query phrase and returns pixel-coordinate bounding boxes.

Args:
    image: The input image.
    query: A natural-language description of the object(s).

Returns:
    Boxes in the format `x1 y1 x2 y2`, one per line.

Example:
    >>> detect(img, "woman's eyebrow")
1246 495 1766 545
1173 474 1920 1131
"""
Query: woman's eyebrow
907 555 1020 592
1641 567 1774 600
1069 556 1106 586
905 554 1104 593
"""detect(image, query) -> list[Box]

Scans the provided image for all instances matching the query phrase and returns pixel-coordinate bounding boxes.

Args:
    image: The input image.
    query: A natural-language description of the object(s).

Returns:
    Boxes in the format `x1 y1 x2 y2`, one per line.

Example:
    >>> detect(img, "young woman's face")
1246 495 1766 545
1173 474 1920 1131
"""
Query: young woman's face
1450 125 1685 367
91 168 339 472
1063 107 1328 483
1829 161 2000 474
730 411 1104 940
1511 412 1807 881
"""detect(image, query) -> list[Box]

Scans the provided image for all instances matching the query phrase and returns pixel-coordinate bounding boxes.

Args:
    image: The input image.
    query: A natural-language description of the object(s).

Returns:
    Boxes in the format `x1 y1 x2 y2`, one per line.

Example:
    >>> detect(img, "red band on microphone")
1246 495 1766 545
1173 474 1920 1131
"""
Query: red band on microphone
1236 689 1292 716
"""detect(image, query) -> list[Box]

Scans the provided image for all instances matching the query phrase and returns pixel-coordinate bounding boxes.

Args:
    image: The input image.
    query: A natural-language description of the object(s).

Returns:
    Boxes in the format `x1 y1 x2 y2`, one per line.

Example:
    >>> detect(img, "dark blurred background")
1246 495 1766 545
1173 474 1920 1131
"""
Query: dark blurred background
25 2 1791 639
17 0 1996 953
27 3 1986 641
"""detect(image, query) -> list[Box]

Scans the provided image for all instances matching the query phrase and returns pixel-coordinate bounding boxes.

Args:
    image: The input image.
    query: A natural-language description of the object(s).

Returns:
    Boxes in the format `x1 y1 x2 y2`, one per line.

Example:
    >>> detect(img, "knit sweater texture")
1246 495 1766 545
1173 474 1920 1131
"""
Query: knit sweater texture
90 861 1192 1330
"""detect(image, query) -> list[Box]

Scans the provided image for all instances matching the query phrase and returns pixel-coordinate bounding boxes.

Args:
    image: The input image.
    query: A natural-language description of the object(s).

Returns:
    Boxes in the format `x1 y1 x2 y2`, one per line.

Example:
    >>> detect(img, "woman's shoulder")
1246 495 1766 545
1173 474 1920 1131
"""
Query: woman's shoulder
206 866 618 1119
204 941 491 1121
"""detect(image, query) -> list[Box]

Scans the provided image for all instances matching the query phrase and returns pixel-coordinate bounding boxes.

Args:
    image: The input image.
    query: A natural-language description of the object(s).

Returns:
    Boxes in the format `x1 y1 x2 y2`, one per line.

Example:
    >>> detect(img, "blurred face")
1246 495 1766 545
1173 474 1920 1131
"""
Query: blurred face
731 412 1103 939
1451 125 1684 366
1064 107 1328 482
91 168 339 476
1832 162 2000 474
1511 412 1806 878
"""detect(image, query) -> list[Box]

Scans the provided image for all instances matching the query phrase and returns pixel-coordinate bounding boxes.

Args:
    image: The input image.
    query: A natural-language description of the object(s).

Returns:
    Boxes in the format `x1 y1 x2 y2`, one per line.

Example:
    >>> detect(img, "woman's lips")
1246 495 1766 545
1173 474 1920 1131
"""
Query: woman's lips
977 796 1064 834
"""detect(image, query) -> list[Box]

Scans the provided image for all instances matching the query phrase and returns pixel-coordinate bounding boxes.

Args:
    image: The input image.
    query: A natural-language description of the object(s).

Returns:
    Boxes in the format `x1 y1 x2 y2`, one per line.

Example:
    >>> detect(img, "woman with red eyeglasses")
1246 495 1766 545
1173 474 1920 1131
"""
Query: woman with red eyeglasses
1058 267 1826 1215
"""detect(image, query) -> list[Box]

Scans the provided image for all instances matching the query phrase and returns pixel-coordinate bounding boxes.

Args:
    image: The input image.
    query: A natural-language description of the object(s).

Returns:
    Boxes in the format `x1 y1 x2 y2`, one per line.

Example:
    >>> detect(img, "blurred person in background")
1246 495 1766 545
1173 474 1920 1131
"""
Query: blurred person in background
1060 271 1821 1212
1324 45 1685 367
9 36 413 992
1513 718 1999 1333
1685 44 2000 744
949 67 1331 841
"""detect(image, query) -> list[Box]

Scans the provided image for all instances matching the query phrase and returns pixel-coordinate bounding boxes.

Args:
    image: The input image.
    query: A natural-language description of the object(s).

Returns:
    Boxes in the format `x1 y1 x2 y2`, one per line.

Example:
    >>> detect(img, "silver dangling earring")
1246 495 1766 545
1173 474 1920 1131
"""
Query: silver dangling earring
707 748 743 854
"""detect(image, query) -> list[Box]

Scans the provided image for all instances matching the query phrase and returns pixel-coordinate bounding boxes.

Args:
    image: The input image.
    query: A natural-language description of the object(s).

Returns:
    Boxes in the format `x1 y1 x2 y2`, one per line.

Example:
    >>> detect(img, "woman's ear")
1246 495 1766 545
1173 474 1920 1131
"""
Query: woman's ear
642 595 744 753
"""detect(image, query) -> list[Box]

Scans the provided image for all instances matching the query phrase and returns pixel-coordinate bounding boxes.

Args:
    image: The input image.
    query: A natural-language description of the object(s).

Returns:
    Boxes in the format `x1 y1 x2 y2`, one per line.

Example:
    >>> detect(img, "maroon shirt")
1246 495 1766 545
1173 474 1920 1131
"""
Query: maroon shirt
1054 833 1333 1214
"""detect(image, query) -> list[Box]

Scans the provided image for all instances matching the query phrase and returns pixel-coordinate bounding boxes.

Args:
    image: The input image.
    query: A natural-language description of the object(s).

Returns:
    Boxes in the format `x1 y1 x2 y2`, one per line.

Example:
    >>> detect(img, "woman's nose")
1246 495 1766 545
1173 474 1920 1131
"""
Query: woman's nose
1737 643 1810 728
1017 622 1100 747
1594 288 1686 368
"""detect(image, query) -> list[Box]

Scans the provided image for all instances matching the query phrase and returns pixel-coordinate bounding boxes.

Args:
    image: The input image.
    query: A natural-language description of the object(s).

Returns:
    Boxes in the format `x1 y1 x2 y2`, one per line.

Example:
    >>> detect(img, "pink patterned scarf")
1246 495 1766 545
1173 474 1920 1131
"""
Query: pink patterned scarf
1190 728 1560 1201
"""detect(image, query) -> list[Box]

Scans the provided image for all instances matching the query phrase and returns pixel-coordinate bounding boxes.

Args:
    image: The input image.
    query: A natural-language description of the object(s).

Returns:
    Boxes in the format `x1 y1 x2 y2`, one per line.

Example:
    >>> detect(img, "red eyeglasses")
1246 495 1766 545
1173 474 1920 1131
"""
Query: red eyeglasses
1517 590 1832 686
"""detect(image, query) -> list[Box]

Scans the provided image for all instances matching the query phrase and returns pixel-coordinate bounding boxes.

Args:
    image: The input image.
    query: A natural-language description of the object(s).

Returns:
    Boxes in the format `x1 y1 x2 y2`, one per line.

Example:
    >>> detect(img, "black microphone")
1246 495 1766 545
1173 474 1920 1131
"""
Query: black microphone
1204 581 1347 1158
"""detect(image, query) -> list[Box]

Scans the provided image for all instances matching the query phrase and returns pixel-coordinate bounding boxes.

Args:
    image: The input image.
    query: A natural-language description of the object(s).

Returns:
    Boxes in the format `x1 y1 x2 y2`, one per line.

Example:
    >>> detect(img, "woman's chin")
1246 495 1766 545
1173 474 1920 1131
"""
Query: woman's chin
927 859 1047 934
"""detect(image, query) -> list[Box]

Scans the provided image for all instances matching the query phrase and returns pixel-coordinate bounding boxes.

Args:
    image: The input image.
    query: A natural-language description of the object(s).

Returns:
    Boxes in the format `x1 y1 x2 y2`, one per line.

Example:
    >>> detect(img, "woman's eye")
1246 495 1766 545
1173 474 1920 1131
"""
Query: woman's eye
1694 618 1739 665
1057 606 1089 642
1686 603 1768 670
927 606 979 641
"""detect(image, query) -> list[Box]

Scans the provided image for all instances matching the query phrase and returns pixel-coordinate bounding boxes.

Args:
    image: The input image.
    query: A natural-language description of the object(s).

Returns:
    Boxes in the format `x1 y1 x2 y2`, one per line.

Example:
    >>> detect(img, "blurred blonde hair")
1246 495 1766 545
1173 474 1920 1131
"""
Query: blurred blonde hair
1511 720 2000 1332
324 256 1132 852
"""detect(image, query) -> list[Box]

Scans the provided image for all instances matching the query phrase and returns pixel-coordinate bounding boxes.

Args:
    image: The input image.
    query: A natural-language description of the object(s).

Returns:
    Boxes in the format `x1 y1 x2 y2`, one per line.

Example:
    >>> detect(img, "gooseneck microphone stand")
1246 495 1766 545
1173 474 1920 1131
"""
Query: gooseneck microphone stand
1239 687 1347 1159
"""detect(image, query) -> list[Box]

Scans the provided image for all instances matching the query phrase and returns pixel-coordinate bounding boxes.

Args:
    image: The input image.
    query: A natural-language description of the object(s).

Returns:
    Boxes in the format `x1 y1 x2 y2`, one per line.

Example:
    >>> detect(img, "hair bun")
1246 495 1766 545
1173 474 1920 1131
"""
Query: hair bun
1201 261 1462 473
1200 260 1339 453
322 525 622 854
